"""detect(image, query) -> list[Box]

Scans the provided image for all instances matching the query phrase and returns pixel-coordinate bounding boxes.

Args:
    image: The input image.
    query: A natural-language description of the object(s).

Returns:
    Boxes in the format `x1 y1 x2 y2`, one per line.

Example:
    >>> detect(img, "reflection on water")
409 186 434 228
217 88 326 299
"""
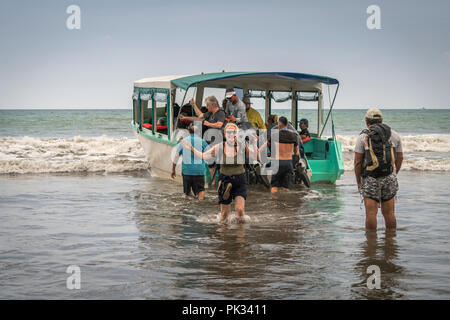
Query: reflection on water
351 230 406 299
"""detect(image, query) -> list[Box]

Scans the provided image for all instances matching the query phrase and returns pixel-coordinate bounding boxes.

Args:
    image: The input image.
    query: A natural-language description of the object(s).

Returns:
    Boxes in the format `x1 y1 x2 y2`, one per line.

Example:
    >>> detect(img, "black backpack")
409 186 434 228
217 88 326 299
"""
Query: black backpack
361 123 395 178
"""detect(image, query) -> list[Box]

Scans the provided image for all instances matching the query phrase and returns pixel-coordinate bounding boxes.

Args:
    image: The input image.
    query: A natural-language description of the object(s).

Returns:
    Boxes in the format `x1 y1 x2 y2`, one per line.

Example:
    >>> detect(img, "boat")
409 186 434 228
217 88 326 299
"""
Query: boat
131 72 344 184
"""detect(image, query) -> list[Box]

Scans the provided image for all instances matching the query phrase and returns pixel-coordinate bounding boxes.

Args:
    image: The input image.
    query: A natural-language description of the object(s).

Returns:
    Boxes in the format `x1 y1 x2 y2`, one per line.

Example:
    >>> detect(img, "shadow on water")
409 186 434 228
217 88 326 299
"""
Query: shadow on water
351 230 406 299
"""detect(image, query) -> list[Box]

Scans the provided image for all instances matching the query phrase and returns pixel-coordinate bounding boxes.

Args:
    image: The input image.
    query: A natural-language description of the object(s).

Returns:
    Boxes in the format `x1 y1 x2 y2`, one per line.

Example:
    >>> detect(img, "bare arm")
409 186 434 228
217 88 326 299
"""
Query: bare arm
245 138 259 161
204 121 223 129
171 153 180 179
179 114 204 122
183 140 218 161
190 98 203 117
258 141 268 155
354 152 364 191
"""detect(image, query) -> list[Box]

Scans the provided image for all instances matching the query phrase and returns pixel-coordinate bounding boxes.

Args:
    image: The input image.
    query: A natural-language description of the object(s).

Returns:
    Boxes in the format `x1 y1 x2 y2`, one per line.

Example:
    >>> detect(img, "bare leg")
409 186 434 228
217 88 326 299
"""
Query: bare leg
234 196 246 222
209 168 216 186
271 187 278 194
220 204 231 222
381 198 397 229
364 198 379 230
197 191 205 200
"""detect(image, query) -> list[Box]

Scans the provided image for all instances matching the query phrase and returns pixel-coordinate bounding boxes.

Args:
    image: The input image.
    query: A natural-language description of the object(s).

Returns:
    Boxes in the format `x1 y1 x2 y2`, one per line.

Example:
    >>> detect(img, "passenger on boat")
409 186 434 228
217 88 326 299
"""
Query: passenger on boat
222 98 228 111
157 117 168 134
299 118 311 143
182 123 258 223
259 116 300 193
225 89 248 125
179 97 225 140
244 96 266 131
176 102 195 129
172 123 210 200
173 103 180 119
266 114 279 130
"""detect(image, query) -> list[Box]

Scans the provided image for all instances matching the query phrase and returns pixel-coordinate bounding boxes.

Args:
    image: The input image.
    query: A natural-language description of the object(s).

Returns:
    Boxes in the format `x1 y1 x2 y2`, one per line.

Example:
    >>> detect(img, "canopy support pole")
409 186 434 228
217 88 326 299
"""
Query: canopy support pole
291 90 298 130
195 84 204 107
320 83 340 137
317 92 323 136
265 90 271 121
152 97 157 135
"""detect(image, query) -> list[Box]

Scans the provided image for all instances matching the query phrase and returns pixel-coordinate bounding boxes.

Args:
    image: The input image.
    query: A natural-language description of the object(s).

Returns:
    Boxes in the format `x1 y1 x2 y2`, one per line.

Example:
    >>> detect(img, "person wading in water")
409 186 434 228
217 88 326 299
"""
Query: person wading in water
258 116 300 193
182 123 257 223
354 108 403 230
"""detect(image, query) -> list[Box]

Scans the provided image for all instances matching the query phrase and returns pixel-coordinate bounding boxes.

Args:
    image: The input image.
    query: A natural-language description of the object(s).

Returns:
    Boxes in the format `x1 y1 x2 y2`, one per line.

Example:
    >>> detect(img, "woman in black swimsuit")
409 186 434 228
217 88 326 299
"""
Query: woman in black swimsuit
183 123 257 222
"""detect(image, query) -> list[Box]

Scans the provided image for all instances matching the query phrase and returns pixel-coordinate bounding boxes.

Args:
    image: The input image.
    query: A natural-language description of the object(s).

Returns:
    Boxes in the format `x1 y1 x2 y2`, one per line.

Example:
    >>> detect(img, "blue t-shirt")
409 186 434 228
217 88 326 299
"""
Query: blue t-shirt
176 134 210 176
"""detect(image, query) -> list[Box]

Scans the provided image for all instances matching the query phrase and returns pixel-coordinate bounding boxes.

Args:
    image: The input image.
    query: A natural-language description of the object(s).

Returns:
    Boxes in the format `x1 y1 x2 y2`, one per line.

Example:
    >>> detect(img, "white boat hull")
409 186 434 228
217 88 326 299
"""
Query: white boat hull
135 131 182 183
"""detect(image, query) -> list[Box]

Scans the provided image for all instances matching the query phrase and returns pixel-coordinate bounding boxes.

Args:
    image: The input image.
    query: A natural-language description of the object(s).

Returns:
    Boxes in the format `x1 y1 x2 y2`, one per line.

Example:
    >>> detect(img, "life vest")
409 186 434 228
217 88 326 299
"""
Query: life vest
142 123 168 130
301 136 311 143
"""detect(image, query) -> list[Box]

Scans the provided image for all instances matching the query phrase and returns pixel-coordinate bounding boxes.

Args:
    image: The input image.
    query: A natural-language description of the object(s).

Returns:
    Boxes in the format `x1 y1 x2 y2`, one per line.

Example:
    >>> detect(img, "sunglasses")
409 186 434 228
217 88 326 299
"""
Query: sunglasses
225 130 236 134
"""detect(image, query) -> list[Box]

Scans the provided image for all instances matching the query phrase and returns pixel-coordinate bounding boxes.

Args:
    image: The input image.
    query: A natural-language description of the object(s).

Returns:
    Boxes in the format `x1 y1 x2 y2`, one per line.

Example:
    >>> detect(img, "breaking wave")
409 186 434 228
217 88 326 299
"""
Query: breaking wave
0 136 147 174
1 134 449 174
336 134 450 154
337 134 450 171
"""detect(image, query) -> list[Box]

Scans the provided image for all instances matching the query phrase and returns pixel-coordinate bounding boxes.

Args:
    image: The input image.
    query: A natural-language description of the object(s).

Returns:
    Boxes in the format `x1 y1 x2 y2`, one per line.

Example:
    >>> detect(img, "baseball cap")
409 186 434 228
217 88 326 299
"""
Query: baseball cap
365 108 383 120
225 90 236 99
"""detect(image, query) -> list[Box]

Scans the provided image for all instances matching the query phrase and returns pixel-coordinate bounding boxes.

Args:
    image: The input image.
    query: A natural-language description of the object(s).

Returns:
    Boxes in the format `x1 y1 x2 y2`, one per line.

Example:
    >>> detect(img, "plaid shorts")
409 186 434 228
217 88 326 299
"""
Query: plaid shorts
361 173 398 203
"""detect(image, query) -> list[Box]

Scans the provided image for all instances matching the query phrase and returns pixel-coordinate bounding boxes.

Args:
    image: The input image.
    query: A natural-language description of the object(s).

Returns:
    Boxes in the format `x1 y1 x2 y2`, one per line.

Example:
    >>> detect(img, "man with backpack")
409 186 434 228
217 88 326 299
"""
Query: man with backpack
354 108 403 230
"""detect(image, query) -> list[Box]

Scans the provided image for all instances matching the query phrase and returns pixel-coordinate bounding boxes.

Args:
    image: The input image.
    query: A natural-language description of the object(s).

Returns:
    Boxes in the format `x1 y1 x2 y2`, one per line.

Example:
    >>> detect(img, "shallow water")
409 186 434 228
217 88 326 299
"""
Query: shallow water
1 171 449 299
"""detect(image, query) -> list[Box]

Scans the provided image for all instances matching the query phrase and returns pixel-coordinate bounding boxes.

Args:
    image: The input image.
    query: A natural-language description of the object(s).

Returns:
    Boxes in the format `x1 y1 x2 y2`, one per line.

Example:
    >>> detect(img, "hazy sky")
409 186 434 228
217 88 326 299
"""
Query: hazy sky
0 0 449 109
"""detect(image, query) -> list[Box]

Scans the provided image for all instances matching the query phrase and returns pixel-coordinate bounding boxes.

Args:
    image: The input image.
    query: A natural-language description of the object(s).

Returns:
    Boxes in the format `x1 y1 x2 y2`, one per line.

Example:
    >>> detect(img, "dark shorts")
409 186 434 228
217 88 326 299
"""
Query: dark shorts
182 174 205 196
270 160 293 189
361 173 398 203
218 173 247 205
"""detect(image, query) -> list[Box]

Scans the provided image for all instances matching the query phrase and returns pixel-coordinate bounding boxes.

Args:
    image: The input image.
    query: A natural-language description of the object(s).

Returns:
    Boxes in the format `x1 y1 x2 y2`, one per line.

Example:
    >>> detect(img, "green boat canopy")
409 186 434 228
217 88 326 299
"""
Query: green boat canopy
134 72 338 92
172 72 338 92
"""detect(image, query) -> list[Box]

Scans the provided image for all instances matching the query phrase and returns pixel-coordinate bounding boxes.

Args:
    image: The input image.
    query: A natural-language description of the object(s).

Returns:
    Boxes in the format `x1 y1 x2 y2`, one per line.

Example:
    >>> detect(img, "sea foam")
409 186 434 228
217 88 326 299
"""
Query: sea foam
0 136 147 174
1 134 449 174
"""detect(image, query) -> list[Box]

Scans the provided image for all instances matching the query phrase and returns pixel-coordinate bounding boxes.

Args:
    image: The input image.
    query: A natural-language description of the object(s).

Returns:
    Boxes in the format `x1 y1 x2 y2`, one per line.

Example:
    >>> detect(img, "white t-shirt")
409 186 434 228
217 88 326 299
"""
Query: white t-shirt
225 99 248 124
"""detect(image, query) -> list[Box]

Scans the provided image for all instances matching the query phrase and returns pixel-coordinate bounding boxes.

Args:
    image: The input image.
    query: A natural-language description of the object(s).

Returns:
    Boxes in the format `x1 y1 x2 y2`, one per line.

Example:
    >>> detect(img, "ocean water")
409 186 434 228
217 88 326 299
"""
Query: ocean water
0 108 449 299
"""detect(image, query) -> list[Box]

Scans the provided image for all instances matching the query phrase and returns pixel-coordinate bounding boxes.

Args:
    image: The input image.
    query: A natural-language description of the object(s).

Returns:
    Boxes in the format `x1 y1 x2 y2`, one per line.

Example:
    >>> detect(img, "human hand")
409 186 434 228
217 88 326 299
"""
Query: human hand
179 114 185 120
229 115 237 122
182 140 192 149
189 98 196 106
